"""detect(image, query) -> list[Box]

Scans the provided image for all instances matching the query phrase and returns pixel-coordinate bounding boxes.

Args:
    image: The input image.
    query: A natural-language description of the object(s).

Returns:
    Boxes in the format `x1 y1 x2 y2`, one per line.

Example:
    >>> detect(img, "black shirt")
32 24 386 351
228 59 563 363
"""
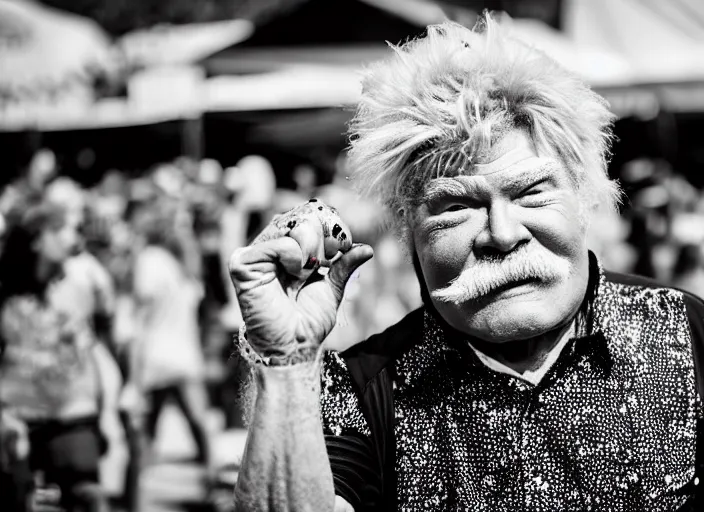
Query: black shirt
320 256 704 511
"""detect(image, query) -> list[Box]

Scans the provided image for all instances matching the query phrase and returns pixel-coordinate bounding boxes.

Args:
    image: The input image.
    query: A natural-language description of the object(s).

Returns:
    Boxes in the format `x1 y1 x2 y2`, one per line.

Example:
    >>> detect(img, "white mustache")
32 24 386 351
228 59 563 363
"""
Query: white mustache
431 247 571 305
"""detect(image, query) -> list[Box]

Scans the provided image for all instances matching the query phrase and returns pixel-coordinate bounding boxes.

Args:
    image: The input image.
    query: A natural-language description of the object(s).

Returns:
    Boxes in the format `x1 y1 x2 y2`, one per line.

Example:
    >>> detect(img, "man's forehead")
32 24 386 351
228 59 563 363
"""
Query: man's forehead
470 130 539 176
413 130 567 199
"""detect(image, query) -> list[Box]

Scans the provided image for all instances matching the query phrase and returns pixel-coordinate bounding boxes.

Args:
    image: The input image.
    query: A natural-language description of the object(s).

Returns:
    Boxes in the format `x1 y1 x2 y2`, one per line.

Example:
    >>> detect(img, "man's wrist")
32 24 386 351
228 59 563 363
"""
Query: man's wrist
253 357 323 424
236 324 321 367
267 345 320 366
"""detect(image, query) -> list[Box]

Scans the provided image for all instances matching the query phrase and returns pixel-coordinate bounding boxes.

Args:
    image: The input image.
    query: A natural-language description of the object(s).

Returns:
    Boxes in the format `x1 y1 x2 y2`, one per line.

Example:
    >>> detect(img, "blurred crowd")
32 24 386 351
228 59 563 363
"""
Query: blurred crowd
0 147 703 511
588 157 704 298
0 147 421 511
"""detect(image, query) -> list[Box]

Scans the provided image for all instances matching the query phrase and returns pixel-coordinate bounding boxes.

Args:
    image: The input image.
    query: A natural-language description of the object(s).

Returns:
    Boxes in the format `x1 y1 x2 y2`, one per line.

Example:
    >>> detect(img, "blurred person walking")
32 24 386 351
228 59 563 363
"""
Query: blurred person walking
0 202 111 512
124 201 213 492
45 179 128 509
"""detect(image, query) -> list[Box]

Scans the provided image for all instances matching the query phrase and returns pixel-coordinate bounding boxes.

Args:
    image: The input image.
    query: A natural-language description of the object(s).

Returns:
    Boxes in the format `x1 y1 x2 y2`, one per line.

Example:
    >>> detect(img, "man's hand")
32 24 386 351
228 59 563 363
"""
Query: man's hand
228 199 373 361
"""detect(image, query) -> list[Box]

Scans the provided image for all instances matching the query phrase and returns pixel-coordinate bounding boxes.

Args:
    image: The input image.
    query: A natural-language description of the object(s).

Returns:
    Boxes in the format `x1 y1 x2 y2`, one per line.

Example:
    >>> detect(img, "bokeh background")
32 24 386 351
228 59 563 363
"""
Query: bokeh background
1 1 704 511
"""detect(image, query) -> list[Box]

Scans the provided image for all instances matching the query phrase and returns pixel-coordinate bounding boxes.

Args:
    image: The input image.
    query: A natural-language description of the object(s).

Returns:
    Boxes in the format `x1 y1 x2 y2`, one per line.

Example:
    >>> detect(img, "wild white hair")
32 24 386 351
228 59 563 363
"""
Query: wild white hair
347 15 621 238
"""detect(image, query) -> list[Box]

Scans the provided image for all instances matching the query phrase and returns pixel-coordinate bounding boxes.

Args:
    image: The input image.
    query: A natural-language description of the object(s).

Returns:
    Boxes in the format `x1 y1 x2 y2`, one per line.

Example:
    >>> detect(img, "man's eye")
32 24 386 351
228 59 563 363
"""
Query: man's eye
521 185 544 197
426 195 481 215
516 179 553 200
442 203 467 213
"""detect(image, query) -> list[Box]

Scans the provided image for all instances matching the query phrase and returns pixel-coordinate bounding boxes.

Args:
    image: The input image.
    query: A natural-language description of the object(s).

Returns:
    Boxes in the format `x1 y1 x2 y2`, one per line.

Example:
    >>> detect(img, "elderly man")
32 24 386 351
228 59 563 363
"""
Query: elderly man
228 17 704 512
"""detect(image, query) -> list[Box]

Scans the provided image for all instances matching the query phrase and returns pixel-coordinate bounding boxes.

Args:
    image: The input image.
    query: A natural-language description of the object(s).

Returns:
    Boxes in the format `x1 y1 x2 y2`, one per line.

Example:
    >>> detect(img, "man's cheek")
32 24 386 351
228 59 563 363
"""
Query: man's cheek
524 210 584 253
420 237 472 287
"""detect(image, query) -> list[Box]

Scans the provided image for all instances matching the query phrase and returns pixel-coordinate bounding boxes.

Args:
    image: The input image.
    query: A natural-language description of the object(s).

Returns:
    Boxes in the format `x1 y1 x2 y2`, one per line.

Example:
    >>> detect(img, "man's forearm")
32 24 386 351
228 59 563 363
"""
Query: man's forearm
234 360 336 512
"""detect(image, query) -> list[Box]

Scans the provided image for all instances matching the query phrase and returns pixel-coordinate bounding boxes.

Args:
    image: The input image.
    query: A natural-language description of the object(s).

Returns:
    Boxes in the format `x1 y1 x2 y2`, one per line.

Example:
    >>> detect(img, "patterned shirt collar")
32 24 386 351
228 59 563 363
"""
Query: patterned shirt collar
399 251 614 387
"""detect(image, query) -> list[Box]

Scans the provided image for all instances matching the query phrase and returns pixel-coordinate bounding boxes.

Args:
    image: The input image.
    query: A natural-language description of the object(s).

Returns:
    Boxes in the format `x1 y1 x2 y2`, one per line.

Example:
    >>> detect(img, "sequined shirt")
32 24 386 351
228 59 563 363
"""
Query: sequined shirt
320 256 704 511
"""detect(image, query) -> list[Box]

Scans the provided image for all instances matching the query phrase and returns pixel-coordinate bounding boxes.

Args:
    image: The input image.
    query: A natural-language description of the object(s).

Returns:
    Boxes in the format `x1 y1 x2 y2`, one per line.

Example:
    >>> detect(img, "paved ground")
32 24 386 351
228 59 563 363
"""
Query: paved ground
102 406 247 512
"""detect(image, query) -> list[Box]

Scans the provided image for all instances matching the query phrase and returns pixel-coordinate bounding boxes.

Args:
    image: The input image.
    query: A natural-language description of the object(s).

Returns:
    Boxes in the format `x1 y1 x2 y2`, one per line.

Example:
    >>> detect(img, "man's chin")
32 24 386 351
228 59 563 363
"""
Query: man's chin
470 305 558 343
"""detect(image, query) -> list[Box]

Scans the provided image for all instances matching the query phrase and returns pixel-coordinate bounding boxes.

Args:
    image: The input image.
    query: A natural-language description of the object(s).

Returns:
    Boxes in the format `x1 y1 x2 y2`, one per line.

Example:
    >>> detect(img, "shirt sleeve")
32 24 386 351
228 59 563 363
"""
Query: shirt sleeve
682 292 704 512
320 351 383 511
683 292 704 408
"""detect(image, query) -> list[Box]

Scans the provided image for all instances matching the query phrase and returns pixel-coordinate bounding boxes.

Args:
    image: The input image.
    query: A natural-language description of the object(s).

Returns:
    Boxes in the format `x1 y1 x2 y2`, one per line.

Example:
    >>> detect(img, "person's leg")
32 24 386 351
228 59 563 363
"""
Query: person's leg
2 414 33 512
42 418 108 512
117 410 140 512
0 458 32 512
27 420 56 510
58 476 108 512
143 386 169 443
173 381 212 467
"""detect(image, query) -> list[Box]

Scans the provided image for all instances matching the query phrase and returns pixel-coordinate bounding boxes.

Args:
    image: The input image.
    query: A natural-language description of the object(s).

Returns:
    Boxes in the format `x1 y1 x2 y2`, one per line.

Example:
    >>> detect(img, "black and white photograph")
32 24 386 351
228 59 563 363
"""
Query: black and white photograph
2 1 704 511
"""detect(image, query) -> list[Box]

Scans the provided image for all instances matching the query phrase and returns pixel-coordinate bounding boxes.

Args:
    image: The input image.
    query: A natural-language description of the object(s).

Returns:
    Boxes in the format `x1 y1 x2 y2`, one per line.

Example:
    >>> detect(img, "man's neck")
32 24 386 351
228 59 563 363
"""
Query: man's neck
468 318 577 375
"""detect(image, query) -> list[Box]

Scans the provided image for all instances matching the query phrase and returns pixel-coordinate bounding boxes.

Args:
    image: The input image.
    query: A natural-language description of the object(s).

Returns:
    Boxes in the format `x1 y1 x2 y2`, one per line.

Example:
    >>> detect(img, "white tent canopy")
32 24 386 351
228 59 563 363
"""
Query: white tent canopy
5 0 704 131
0 0 116 95
118 19 254 68
564 0 704 84
202 12 636 113
0 1 254 131
501 17 636 88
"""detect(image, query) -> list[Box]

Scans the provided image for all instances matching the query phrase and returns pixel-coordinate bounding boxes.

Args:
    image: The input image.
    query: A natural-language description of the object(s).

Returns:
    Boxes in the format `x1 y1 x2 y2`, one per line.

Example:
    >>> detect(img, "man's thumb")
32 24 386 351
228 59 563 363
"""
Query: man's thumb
326 244 374 302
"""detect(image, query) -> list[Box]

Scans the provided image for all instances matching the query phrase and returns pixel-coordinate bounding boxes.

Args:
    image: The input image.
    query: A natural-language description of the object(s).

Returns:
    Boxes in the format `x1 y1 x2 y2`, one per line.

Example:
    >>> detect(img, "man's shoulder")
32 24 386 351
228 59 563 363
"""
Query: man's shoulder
604 271 704 361
337 307 425 392
604 270 704 316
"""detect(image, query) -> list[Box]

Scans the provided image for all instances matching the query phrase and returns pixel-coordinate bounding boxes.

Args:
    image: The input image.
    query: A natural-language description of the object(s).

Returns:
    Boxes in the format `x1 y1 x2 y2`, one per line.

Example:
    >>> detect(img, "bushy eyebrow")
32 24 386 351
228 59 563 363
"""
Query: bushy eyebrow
422 177 485 204
422 161 562 204
500 161 562 195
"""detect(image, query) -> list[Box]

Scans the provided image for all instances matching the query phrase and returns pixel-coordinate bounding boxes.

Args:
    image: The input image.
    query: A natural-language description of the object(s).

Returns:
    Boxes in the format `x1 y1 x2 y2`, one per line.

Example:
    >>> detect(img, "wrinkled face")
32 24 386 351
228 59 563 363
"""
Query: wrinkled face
411 130 590 342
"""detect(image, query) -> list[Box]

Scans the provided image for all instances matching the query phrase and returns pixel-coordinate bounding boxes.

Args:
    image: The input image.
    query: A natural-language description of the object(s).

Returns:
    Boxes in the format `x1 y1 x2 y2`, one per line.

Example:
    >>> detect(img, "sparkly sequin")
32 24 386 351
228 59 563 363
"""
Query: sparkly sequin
394 267 699 511
320 263 700 510
320 350 370 437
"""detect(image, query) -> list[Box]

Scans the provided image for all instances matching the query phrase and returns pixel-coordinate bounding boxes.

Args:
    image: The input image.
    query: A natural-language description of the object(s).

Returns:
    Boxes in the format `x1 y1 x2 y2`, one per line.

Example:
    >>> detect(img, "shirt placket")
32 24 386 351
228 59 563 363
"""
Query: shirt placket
474 372 535 511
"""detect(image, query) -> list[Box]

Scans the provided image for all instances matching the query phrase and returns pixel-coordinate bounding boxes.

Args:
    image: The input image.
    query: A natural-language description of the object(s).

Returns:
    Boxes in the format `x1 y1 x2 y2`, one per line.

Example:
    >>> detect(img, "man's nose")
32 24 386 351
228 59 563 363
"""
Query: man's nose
473 200 531 254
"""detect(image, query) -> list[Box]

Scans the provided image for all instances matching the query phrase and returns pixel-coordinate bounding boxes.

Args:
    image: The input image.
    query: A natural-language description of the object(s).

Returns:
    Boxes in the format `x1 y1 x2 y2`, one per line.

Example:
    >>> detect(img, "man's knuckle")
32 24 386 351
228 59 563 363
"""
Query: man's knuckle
228 248 248 274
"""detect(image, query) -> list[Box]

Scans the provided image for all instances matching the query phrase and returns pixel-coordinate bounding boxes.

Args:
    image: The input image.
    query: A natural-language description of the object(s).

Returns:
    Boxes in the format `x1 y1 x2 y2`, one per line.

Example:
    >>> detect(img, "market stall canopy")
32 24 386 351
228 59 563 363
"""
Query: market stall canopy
564 0 704 85
202 0 423 112
0 64 206 132
563 0 704 115
206 65 363 112
118 19 254 68
0 0 117 98
502 17 635 88
0 4 257 131
203 1 634 113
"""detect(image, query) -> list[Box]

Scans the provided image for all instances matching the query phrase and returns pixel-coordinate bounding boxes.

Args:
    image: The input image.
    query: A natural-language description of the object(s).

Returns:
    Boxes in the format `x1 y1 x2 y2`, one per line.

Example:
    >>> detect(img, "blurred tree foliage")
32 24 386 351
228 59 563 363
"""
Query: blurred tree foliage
40 0 309 35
